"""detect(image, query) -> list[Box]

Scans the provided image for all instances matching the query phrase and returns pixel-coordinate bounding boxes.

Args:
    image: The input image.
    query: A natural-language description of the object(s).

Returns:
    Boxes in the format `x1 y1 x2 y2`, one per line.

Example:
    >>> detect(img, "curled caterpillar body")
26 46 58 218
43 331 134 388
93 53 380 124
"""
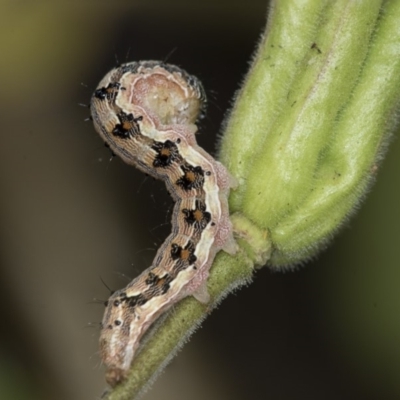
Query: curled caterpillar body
91 61 237 387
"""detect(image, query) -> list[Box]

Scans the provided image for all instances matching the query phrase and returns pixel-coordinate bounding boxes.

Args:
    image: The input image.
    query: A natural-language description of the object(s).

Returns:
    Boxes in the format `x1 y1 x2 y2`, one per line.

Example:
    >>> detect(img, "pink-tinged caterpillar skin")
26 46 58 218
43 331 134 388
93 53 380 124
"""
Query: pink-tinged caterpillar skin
90 61 237 387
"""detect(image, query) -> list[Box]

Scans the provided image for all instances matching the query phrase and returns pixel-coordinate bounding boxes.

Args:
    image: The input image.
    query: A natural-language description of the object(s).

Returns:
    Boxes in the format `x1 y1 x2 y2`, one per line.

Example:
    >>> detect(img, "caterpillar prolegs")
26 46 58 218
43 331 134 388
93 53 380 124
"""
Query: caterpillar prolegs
90 61 237 386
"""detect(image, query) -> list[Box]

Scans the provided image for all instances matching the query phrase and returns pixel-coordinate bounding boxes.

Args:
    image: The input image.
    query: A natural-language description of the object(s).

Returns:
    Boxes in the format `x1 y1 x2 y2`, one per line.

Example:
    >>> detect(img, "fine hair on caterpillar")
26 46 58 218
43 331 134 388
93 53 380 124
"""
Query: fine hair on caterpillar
90 60 237 387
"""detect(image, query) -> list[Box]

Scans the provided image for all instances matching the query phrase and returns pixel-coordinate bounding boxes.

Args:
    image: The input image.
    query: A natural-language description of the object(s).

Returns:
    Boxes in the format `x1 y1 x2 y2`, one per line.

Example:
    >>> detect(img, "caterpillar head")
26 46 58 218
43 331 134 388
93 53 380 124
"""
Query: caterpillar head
99 289 144 387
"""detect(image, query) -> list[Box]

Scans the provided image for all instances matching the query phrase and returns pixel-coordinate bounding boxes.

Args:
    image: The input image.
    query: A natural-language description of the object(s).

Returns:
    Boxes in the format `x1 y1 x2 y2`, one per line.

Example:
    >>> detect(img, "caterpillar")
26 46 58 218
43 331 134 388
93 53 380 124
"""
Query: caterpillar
90 60 237 387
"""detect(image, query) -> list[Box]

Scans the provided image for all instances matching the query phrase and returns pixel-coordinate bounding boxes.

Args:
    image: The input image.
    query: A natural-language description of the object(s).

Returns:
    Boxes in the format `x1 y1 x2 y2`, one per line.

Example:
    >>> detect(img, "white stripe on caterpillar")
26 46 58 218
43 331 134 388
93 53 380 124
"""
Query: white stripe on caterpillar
90 61 237 387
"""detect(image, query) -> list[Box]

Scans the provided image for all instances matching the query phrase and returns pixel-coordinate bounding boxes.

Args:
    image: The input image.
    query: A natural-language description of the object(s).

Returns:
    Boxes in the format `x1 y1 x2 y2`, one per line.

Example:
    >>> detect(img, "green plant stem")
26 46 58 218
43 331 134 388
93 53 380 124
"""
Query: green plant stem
103 247 255 400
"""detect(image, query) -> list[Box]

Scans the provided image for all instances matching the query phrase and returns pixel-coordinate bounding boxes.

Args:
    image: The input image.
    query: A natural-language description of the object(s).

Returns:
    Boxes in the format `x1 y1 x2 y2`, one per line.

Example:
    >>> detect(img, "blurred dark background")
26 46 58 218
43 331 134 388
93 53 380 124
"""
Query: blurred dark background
0 1 399 399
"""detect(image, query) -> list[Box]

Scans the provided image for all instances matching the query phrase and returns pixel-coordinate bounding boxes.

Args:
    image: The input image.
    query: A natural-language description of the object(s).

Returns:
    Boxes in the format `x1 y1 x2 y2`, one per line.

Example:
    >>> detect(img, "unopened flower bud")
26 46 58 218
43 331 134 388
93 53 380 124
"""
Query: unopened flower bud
220 1 400 268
